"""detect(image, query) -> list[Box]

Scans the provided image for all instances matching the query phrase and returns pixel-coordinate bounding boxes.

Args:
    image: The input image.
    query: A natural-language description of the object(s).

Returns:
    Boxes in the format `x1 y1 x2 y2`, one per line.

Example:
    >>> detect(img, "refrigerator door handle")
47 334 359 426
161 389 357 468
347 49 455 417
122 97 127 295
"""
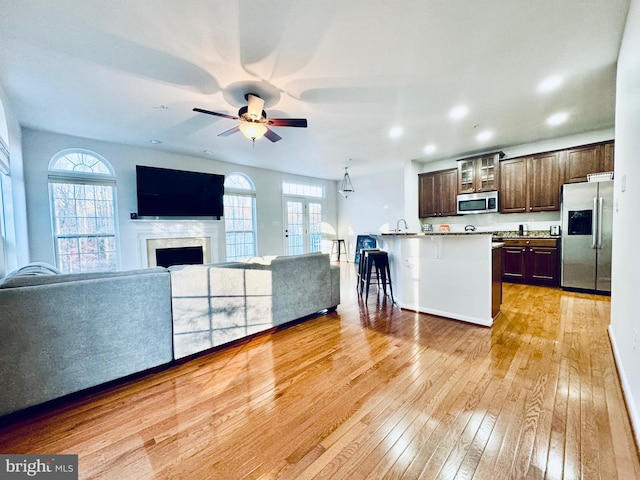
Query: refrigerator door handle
597 197 604 249
591 197 598 249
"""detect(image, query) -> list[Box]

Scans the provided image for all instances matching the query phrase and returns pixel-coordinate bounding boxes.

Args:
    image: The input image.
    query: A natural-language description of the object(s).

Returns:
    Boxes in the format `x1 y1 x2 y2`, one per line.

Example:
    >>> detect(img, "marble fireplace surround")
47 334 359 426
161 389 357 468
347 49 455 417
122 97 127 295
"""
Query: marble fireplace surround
132 220 221 268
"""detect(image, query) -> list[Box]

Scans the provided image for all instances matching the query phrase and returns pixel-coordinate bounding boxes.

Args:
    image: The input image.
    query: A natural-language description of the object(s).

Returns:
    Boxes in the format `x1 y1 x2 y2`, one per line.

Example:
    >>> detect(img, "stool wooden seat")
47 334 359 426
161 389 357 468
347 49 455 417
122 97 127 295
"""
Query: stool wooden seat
360 250 394 302
331 239 347 262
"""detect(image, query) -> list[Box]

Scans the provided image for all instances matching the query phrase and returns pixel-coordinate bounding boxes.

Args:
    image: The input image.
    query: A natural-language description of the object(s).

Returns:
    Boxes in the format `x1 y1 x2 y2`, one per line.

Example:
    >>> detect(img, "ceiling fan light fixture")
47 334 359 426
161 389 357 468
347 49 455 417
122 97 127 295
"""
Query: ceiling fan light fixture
239 122 267 142
339 166 354 198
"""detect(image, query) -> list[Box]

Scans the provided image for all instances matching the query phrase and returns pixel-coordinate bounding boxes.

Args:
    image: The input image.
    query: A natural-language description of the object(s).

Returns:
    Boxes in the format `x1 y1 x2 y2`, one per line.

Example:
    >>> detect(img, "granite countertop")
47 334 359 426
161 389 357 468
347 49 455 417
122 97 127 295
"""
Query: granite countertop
376 230 560 239
378 231 492 236
492 230 559 240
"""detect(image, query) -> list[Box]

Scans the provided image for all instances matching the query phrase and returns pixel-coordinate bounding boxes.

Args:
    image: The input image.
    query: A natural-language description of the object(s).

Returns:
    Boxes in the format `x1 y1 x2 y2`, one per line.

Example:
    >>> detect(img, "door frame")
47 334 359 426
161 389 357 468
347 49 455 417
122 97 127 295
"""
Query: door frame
283 195 324 255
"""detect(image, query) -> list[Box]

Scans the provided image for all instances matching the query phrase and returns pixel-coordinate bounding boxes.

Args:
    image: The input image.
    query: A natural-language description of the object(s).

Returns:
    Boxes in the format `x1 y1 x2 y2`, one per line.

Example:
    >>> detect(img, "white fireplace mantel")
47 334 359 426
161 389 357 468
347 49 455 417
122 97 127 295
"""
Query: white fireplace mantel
131 219 222 268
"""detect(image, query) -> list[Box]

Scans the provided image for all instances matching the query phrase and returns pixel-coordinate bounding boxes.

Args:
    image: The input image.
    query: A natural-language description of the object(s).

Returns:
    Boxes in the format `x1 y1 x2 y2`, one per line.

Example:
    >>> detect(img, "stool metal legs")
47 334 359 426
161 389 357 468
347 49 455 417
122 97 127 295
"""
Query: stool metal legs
331 239 347 262
359 251 394 303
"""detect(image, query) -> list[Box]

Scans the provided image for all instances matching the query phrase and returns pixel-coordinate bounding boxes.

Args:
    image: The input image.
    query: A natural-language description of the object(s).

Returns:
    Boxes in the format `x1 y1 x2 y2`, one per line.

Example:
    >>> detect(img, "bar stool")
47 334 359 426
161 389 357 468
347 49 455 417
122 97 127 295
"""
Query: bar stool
361 250 394 302
356 248 379 291
331 239 347 262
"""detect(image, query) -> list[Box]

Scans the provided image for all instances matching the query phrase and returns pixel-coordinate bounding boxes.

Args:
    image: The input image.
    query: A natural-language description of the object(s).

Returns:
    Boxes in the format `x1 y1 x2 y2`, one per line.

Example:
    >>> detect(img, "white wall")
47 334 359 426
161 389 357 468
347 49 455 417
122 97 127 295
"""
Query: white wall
21 128 338 271
337 164 407 258
610 0 640 445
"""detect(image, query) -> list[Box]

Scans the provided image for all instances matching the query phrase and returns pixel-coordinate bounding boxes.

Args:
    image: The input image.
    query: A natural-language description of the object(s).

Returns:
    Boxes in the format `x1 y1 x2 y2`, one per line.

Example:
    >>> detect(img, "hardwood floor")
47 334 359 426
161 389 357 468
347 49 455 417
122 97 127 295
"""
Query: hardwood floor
1 263 638 479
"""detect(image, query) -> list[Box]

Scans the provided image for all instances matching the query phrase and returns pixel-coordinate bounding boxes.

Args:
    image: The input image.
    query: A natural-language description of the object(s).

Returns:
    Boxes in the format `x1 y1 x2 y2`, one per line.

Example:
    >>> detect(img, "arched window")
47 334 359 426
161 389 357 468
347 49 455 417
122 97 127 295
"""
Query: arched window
48 149 119 272
224 173 257 261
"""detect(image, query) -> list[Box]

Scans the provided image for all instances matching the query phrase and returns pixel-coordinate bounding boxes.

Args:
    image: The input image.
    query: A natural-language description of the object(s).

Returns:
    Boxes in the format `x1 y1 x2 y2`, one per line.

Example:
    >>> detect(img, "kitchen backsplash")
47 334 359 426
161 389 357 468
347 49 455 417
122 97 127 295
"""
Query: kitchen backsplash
419 210 561 235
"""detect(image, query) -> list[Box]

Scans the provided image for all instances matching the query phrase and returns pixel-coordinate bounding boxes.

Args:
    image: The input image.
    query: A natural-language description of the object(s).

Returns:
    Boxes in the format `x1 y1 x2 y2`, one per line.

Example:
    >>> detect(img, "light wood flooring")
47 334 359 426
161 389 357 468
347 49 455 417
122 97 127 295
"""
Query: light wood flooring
0 263 638 479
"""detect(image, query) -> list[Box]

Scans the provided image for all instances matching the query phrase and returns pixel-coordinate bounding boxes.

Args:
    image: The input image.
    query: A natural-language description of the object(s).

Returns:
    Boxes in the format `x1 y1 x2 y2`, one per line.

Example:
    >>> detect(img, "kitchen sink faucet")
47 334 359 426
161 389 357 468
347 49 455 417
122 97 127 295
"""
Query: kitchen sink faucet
396 218 408 232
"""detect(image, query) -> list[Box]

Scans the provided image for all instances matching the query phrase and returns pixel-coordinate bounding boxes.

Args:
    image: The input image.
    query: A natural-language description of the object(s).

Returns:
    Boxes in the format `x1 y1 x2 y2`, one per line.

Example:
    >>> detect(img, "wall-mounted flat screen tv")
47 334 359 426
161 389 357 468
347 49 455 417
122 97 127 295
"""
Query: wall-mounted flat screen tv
136 165 225 218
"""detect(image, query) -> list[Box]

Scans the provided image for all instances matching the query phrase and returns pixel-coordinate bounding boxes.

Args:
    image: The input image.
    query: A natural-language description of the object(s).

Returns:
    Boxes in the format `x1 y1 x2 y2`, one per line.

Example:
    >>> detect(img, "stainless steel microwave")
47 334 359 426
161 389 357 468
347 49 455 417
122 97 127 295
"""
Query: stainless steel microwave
457 191 499 215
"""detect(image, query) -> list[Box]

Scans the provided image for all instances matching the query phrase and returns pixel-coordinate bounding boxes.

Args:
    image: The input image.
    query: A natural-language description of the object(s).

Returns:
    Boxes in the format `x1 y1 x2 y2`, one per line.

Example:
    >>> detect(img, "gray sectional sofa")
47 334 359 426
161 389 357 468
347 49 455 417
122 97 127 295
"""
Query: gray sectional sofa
0 267 173 417
170 253 341 358
0 253 339 417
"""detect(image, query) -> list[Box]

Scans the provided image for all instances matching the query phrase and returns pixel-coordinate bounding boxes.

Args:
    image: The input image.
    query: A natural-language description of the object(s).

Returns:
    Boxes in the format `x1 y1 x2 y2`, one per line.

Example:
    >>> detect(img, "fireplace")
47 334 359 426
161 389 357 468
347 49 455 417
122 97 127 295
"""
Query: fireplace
156 246 204 268
131 220 220 268
146 236 210 268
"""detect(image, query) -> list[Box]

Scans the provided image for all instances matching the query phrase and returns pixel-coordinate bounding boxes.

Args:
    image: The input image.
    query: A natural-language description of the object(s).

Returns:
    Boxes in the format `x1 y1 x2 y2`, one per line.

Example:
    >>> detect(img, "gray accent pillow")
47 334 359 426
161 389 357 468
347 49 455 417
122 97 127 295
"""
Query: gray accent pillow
12 262 62 276
3 262 61 279
0 262 61 288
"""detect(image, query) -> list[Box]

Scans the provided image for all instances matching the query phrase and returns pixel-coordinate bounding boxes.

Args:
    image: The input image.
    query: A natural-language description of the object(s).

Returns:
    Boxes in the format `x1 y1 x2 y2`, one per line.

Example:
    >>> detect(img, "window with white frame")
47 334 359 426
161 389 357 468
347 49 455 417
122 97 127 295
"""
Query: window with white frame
224 173 257 261
48 149 119 273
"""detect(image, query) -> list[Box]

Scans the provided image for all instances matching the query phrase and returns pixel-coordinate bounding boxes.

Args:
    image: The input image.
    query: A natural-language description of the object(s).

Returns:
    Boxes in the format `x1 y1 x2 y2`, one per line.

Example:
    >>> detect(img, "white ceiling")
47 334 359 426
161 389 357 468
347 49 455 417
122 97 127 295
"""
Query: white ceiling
0 0 630 180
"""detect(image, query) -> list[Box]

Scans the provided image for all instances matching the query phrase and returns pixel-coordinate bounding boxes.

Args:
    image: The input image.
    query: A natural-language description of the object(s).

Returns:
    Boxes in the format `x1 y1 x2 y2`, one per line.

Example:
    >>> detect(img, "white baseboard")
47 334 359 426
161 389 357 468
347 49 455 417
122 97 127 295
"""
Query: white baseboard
608 325 640 449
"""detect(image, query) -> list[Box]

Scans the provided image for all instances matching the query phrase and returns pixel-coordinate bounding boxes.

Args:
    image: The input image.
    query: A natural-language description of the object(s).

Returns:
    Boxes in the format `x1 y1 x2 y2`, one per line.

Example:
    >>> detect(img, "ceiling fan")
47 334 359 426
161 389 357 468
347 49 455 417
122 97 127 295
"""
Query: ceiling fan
193 93 307 144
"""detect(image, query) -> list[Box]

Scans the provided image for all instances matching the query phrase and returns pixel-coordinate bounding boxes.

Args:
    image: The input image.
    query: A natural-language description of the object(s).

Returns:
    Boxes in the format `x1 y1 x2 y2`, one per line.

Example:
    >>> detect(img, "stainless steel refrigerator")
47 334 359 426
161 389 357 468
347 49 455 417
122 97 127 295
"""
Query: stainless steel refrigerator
561 180 613 293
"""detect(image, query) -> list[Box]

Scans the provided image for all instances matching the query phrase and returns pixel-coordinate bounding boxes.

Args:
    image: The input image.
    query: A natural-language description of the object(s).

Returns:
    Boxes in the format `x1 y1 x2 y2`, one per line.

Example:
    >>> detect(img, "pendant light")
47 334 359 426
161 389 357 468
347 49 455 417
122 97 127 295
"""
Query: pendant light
339 166 354 198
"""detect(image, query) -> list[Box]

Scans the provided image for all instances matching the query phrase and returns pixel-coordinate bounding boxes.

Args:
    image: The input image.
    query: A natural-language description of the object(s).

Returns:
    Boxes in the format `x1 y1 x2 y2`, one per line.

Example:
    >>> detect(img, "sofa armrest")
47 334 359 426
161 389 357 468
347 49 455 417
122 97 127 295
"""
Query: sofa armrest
330 264 341 309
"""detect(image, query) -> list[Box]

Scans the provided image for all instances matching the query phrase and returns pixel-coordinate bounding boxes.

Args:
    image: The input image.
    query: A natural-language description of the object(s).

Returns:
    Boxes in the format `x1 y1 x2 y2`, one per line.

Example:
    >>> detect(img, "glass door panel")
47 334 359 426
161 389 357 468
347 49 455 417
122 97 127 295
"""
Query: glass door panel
458 160 475 193
308 202 322 253
284 197 323 255
479 156 497 190
285 198 305 255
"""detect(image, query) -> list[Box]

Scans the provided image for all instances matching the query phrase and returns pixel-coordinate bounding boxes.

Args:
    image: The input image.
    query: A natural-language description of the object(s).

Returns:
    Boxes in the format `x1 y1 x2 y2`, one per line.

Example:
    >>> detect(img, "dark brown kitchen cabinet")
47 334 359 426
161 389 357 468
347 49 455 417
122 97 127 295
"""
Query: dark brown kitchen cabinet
603 142 615 173
499 157 527 213
561 141 614 183
528 152 560 211
501 238 559 286
457 153 500 194
492 246 502 318
499 152 560 213
418 168 458 217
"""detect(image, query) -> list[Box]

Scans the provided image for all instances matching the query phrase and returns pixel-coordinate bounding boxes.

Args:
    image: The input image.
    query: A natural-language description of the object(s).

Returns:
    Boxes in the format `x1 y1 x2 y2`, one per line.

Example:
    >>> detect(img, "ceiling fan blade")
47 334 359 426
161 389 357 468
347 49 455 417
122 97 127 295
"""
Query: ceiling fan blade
264 128 283 142
246 94 265 120
267 118 308 128
193 108 239 121
218 125 241 137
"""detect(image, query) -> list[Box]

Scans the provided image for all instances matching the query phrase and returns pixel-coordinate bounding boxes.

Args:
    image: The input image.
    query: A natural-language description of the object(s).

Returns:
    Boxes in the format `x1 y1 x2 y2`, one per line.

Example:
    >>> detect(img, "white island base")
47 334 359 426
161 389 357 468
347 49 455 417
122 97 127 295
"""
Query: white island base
377 233 498 327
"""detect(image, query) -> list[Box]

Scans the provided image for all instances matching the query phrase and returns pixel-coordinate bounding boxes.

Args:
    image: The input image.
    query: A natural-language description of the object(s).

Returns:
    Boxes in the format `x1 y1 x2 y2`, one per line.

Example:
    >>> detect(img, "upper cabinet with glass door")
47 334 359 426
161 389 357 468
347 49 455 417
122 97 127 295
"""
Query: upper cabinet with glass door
457 152 502 193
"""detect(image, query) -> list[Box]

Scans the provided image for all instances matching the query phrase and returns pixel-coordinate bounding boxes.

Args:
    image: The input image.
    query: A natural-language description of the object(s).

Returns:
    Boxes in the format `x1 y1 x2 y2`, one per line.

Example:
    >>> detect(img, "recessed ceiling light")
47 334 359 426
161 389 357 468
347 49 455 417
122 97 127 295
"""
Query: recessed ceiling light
389 126 404 139
149 139 162 144
423 144 436 155
449 105 469 120
538 76 563 93
476 130 493 142
547 112 569 126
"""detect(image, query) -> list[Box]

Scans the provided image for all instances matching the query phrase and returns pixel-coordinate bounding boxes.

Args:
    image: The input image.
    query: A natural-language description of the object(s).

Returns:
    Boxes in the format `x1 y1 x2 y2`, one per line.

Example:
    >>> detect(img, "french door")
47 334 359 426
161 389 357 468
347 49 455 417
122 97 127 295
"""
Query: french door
283 197 323 255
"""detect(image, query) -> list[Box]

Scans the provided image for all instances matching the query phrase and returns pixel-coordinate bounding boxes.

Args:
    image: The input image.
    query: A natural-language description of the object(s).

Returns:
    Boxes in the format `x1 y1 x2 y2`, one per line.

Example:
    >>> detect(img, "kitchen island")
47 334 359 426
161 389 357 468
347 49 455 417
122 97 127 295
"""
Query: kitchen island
375 233 501 327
